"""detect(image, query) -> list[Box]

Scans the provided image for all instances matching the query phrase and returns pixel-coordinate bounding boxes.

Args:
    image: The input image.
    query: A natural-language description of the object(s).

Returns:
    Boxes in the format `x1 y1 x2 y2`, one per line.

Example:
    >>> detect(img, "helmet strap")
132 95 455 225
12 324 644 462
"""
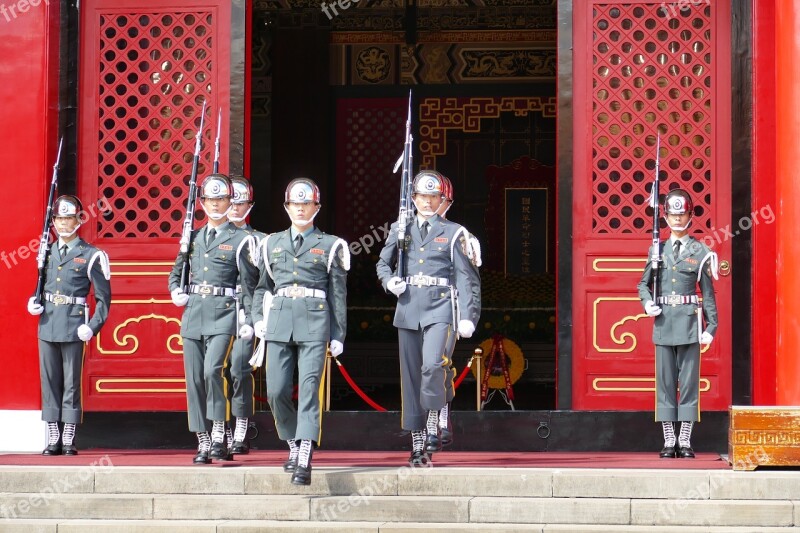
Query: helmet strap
203 204 232 221
55 224 81 238
228 204 253 223
664 216 692 233
283 204 320 226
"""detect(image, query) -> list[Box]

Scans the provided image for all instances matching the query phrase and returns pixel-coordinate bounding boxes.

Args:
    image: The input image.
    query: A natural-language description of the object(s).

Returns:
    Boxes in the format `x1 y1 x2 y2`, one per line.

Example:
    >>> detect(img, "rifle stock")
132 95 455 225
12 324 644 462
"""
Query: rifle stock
178 100 207 293
33 137 63 305
395 90 414 278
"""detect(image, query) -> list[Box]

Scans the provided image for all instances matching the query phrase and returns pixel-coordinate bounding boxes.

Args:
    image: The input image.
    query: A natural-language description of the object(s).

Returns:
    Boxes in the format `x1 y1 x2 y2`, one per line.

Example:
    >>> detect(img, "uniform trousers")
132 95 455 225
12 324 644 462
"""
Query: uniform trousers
39 340 85 424
655 343 701 422
183 335 234 432
226 335 255 419
398 322 453 430
266 340 326 443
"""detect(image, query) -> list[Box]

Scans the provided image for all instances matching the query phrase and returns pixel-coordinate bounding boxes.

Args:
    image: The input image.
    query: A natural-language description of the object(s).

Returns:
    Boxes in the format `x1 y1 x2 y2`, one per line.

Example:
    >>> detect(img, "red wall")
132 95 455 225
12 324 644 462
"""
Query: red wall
0 0 60 409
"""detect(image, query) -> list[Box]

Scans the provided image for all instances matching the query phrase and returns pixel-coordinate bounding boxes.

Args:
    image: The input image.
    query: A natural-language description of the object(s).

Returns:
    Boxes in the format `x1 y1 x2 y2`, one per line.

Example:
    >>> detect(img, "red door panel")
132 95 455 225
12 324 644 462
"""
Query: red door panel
572 1 731 411
79 0 231 411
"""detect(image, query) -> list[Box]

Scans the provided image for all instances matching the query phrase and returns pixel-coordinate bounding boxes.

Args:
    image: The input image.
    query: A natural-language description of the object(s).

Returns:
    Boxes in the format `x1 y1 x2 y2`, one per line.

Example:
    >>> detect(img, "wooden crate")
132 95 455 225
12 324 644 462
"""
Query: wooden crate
729 406 800 470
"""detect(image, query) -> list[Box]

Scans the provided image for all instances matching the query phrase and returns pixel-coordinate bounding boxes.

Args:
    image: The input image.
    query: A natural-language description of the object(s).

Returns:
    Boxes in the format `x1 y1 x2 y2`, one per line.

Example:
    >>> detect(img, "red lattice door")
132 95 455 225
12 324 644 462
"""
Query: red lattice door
79 0 231 410
571 2 732 410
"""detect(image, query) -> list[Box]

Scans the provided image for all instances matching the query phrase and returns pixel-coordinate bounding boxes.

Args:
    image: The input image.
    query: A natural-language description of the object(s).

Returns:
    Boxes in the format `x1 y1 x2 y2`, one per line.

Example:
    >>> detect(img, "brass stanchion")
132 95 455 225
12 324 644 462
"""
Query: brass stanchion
473 347 483 412
324 350 332 412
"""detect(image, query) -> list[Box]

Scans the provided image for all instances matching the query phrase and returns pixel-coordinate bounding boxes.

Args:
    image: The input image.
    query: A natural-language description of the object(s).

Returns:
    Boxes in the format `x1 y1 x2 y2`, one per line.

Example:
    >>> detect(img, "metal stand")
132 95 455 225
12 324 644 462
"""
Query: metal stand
474 347 483 412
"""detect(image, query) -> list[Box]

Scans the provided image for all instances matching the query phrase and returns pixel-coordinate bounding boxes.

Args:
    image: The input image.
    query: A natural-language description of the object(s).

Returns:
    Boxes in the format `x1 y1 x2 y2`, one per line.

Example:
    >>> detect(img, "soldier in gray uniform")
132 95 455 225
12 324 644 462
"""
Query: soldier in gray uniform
168 174 259 464
434 174 482 448
637 188 718 459
252 178 349 485
224 176 267 455
27 195 111 456
376 171 478 466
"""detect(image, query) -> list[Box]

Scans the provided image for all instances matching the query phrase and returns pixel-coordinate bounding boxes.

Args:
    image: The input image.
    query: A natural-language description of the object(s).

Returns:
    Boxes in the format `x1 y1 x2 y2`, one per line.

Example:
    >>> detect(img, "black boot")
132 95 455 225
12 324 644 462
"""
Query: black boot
290 441 313 485
42 422 61 456
193 432 211 465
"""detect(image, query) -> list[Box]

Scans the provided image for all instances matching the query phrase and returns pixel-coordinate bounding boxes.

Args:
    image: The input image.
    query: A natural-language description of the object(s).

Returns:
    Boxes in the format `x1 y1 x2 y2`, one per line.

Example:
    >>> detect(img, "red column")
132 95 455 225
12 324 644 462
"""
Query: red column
752 0 777 405
0 0 60 410
776 0 800 405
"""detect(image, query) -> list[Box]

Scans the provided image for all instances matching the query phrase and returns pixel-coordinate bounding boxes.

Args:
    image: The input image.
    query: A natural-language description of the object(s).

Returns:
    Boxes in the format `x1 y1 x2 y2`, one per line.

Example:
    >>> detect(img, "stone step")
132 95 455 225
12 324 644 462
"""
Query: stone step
0 521 799 533
2 466 800 500
0 493 796 527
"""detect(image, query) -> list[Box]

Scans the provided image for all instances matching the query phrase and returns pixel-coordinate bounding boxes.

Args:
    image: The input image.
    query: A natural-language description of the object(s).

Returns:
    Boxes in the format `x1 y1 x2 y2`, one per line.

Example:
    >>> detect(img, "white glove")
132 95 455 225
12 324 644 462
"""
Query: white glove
238 308 247 325
27 297 44 316
458 320 475 338
330 340 343 357
171 287 189 307
238 324 254 341
254 320 266 340
644 300 662 317
387 276 407 296
77 324 94 342
700 331 714 345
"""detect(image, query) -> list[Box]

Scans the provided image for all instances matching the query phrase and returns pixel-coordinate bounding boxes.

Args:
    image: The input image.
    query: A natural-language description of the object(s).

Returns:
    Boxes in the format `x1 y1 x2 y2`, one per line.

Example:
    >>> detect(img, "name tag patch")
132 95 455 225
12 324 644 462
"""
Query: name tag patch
685 258 698 264
434 237 448 243
73 258 87 264
218 244 233 251
311 248 325 255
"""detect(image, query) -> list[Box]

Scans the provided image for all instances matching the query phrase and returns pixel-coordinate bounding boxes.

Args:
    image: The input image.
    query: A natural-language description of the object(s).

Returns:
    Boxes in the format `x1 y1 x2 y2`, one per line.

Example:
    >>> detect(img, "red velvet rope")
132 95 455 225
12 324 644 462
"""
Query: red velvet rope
453 357 475 390
332 358 388 412
254 356 476 411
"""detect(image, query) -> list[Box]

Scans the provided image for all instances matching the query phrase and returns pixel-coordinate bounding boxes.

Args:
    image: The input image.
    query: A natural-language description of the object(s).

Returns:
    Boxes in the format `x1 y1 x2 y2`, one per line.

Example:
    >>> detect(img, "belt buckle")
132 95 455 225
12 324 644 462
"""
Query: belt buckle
198 285 212 295
667 295 680 305
52 295 67 305
411 275 426 287
286 286 304 298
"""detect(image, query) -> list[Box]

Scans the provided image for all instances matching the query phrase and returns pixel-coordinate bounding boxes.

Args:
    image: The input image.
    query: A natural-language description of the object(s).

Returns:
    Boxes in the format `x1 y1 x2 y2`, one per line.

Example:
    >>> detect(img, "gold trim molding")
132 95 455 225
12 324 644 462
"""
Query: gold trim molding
418 96 556 168
96 312 183 355
592 376 712 393
592 257 648 272
95 378 186 393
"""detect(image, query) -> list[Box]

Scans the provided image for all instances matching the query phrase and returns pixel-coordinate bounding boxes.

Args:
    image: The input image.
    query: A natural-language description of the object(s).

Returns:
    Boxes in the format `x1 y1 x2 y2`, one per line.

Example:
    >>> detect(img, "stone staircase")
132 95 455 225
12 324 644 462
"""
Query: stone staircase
1 464 800 532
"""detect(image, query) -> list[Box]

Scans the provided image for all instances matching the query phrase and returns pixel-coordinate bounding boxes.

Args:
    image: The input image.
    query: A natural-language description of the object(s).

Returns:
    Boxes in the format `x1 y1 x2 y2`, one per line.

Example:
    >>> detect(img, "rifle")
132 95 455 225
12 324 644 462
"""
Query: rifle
33 137 63 305
178 100 207 293
649 133 662 302
392 90 414 278
213 108 221 174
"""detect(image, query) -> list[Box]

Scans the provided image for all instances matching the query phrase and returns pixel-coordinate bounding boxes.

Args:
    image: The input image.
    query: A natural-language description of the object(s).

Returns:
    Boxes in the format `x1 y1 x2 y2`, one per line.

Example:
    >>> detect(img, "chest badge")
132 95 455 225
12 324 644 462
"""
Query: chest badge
434 237 448 243
73 258 87 264
311 248 324 255
218 244 233 251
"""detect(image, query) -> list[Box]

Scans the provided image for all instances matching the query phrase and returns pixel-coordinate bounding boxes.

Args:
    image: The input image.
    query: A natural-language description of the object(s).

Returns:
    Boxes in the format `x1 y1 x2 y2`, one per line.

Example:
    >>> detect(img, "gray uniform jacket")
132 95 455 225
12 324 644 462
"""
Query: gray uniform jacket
37 239 112 342
637 236 718 346
376 215 477 329
252 227 348 343
168 223 258 340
